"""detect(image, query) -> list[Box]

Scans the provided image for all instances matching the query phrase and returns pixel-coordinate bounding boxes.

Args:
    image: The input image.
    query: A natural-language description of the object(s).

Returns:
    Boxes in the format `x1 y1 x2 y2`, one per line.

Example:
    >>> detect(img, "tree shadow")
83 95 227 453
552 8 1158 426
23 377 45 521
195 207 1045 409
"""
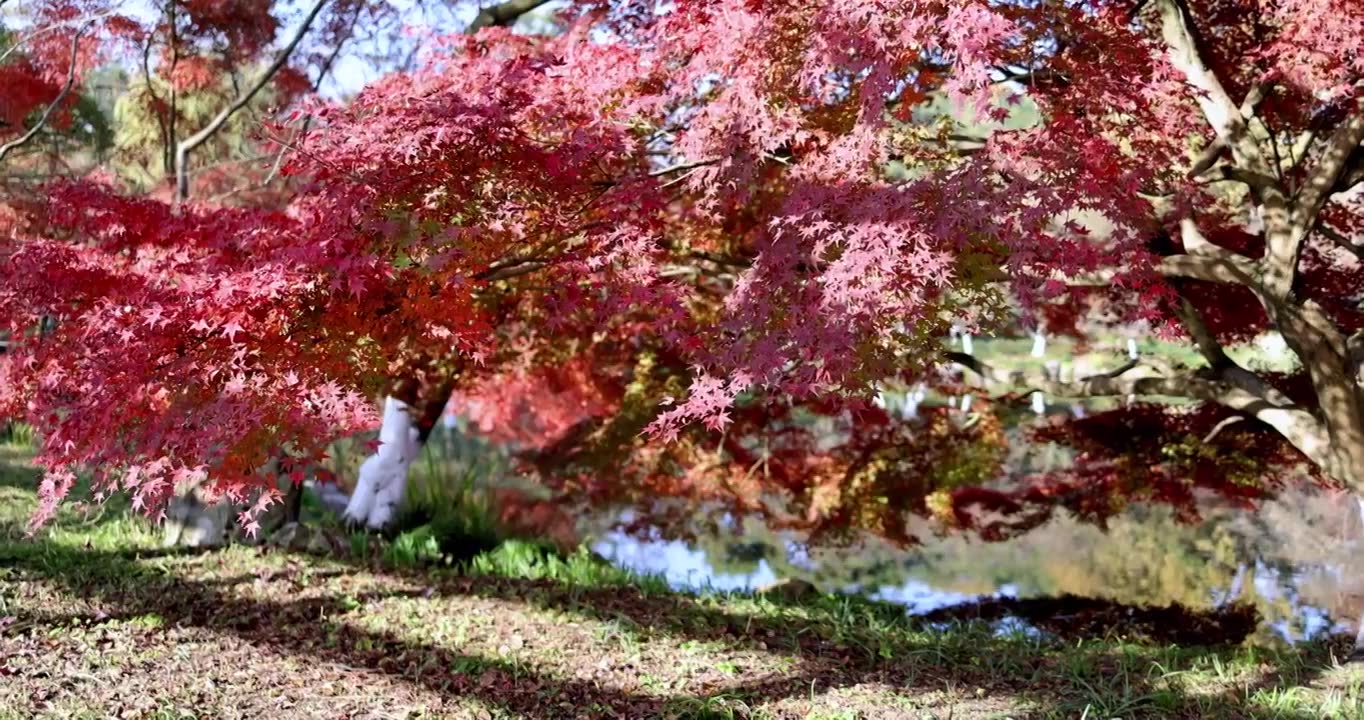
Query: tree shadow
0 524 1346 720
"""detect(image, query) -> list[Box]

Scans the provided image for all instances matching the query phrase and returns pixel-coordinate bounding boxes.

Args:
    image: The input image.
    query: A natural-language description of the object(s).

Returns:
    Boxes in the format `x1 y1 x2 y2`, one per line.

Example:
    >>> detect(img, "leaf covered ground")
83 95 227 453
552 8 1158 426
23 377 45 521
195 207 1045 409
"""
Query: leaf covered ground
2 444 1364 719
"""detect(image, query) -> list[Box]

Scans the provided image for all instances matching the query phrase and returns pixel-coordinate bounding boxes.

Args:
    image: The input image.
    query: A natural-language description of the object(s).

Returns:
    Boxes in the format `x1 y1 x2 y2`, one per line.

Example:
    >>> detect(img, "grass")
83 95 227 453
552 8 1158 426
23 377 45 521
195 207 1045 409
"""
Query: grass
2 442 1364 718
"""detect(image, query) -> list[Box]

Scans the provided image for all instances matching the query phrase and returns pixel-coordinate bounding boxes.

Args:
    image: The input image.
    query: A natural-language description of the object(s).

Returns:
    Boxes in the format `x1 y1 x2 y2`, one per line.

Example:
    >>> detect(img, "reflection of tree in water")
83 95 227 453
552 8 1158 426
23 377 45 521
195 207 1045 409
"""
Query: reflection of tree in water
1223 490 1364 640
693 494 1364 646
903 505 1246 605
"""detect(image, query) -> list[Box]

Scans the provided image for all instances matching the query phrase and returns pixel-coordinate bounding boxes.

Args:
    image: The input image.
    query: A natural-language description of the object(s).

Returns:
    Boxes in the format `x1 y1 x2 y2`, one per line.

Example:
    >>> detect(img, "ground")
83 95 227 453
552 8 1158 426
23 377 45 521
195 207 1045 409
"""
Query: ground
2 443 1364 719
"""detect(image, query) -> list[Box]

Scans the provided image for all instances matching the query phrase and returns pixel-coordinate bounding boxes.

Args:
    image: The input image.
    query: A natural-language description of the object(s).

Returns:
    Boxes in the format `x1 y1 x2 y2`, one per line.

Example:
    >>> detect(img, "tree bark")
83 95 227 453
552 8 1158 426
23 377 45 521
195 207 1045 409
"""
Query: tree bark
340 373 456 530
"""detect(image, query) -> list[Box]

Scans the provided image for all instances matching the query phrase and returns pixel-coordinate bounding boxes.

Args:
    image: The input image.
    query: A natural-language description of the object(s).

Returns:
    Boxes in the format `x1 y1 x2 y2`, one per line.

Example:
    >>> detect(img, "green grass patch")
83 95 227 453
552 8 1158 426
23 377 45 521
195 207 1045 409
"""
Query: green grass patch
1 440 1361 718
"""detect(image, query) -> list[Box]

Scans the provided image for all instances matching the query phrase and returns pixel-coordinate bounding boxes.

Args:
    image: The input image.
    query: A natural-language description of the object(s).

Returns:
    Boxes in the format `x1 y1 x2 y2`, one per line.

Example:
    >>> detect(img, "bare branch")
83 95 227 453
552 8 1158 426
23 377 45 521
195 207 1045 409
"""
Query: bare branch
174 0 329 201
167 0 180 179
478 260 548 281
1199 165 1279 191
1173 293 1227 367
1187 82 1271 179
1174 292 1300 405
1333 151 1364 195
1317 222 1364 261
1017 244 1256 288
1238 105 1364 299
1154 0 1313 299
1202 415 1245 443
0 10 116 66
1296 107 1364 228
1349 329 1364 387
1288 129 1317 173
945 351 1145 396
467 0 554 32
0 21 91 164
238 2 363 202
650 157 721 178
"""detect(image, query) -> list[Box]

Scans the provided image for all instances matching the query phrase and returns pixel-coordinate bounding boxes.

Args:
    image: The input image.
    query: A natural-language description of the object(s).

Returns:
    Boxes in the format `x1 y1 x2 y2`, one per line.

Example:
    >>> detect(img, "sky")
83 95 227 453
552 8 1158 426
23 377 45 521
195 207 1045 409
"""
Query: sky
2 0 565 98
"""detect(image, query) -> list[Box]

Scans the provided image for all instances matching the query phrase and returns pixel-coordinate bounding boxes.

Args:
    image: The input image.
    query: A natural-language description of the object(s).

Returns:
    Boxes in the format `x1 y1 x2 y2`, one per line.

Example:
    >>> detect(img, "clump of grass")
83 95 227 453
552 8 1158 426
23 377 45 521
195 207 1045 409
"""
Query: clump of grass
367 421 552 566
383 523 445 566
466 539 675 594
400 458 505 565
0 421 36 448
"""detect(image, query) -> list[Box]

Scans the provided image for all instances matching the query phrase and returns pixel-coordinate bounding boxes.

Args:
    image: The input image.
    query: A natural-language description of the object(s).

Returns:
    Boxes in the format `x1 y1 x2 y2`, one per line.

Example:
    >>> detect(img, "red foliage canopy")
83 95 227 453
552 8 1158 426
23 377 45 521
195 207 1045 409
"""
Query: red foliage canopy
3 0 1364 542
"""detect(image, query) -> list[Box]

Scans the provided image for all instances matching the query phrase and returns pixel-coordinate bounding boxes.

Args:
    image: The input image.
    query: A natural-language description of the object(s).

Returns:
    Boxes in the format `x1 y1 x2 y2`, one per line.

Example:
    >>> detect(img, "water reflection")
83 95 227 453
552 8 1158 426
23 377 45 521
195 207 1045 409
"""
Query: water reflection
590 490 1364 648
334 409 1364 649
593 531 782 593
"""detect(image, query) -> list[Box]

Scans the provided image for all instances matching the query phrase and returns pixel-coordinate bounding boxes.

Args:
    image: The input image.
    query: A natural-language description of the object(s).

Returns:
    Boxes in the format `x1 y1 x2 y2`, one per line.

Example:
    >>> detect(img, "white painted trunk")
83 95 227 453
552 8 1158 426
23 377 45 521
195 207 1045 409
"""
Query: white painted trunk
343 396 421 529
1031 332 1046 358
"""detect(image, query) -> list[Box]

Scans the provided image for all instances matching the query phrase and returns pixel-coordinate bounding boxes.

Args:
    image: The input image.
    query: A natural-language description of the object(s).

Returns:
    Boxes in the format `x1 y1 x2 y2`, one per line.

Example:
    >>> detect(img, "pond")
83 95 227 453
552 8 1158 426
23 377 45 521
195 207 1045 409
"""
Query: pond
588 493 1362 648
323 348 1356 650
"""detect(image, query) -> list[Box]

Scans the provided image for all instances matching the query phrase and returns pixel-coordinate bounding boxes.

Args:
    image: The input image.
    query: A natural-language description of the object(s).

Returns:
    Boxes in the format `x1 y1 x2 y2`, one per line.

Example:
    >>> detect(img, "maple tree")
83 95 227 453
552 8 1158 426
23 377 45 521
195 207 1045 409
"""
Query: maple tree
3 0 1364 546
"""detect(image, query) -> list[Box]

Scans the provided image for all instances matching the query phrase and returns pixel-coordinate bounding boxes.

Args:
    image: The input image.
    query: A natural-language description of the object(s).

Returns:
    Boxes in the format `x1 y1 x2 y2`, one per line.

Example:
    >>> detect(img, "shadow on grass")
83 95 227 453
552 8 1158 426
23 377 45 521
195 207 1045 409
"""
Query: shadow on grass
1 522 1352 720
0 444 1351 719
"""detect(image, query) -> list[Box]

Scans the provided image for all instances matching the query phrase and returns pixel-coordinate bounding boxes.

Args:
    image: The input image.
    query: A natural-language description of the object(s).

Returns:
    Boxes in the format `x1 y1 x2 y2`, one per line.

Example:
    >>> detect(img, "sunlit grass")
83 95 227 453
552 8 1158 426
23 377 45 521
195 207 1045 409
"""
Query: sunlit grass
1 438 1362 718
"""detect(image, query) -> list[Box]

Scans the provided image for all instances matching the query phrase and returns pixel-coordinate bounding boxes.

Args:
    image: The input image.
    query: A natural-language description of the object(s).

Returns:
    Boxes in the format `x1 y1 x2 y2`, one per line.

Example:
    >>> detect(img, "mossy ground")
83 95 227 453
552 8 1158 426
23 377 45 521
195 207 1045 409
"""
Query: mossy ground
2 442 1363 719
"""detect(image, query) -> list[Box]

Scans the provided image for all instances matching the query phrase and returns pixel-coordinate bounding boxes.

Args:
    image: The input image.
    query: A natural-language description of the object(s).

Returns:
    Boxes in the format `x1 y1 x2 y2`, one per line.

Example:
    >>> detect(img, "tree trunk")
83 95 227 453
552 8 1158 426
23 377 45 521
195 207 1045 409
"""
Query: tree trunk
341 377 455 530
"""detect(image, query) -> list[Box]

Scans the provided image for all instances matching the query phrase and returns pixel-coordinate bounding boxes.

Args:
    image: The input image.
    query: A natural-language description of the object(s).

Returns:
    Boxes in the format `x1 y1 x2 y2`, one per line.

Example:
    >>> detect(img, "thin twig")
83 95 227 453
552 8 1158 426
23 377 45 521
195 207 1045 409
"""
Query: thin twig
1202 415 1246 443
174 0 329 202
222 3 360 203
0 22 92 164
0 9 116 66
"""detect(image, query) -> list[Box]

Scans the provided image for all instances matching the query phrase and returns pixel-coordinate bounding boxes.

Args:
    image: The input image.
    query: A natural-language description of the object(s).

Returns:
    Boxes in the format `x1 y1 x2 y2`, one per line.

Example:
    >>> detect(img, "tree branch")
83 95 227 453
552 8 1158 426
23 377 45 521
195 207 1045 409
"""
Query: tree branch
1200 164 1279 191
173 0 329 202
1287 129 1317 174
467 0 554 32
947 350 1332 467
0 10 116 66
1156 0 1270 176
1349 329 1364 387
231 2 362 203
1157 252 1257 285
1332 149 1364 195
945 351 1144 396
1020 245 1256 288
1294 106 1364 235
1154 0 1309 299
1172 292 1228 367
1174 291 1300 406
1317 222 1364 261
1242 106 1364 298
592 157 723 189
0 21 91 164
1187 82 1271 179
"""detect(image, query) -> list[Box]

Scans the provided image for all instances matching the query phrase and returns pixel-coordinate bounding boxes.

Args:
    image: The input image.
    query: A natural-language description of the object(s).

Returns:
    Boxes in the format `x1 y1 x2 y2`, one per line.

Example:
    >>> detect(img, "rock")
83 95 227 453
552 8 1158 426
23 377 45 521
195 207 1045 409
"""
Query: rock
308 479 352 516
755 578 818 601
267 522 346 555
163 475 297 549
162 484 236 549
